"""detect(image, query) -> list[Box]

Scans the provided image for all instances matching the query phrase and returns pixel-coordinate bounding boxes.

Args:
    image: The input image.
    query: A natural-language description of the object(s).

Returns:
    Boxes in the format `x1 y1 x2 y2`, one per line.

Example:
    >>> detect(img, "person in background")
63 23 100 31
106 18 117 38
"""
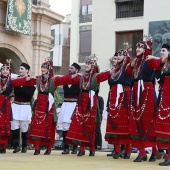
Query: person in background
95 90 104 150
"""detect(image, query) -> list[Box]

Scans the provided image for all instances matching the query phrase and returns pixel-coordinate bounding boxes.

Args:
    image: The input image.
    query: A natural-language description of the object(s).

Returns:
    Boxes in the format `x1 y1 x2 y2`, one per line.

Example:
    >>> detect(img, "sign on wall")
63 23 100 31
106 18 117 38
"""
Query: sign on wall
6 0 32 36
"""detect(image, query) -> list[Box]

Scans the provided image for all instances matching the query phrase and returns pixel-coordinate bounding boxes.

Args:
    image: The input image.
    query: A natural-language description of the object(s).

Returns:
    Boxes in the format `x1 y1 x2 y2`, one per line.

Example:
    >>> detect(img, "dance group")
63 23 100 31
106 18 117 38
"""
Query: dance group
1 38 170 166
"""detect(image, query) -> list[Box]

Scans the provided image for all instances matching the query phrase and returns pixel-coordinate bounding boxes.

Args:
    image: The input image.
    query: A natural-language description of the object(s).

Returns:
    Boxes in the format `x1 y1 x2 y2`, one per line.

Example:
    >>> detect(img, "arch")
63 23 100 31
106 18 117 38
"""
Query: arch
0 43 28 73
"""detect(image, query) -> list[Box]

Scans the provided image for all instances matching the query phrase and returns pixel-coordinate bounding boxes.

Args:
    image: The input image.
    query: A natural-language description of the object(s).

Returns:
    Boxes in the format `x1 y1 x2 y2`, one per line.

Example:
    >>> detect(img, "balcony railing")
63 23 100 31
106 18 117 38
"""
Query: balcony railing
79 14 92 23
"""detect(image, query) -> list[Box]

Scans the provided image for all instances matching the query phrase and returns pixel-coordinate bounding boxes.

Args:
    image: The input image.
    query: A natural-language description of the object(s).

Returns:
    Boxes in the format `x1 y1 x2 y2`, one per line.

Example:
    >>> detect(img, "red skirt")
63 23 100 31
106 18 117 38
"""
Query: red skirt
0 95 11 145
155 76 170 149
66 92 97 147
28 94 56 146
129 82 156 148
105 86 131 145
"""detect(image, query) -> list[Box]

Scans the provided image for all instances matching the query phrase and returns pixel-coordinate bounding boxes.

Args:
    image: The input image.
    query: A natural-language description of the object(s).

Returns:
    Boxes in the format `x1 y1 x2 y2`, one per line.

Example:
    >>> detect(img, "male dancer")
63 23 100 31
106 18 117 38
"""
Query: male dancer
58 63 81 154
11 63 36 153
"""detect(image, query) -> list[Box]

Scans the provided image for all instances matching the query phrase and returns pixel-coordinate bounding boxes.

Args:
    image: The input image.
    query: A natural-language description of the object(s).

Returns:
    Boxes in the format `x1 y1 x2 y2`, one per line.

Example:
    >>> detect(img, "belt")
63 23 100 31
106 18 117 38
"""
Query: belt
14 101 30 105
64 98 78 102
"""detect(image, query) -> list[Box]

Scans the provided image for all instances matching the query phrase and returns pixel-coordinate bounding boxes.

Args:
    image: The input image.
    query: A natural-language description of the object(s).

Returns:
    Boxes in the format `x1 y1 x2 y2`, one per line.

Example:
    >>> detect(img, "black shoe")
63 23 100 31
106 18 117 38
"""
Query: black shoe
133 155 147 162
71 150 77 154
107 150 115 156
77 151 85 156
157 152 166 160
21 147 27 153
159 158 170 166
13 147 21 153
34 150 40 155
0 149 6 154
123 153 130 159
44 150 51 155
113 152 122 159
89 151 95 156
62 149 69 154
149 154 156 162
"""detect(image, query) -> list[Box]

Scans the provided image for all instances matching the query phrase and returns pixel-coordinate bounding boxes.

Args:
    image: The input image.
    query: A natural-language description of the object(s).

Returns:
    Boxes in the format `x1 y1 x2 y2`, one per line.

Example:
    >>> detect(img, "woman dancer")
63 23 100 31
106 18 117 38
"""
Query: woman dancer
0 61 29 153
126 39 161 162
27 60 71 155
104 49 133 159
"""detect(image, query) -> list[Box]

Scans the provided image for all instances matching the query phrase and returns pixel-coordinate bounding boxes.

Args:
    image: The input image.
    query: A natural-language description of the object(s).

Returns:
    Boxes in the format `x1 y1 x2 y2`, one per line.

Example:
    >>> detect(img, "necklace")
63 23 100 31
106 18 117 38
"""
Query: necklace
108 89 124 119
0 76 9 93
40 76 49 92
158 88 170 120
82 73 91 90
35 110 47 124
131 87 149 120
75 105 91 125
133 54 144 79
163 61 170 72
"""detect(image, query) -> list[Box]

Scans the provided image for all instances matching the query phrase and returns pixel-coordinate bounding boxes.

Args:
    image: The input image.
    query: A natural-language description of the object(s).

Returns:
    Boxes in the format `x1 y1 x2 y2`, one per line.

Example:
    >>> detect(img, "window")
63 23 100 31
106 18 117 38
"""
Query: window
116 30 143 56
82 5 87 15
88 5 93 14
80 0 92 23
81 5 93 15
79 26 92 62
115 0 144 18
51 29 55 45
50 51 53 61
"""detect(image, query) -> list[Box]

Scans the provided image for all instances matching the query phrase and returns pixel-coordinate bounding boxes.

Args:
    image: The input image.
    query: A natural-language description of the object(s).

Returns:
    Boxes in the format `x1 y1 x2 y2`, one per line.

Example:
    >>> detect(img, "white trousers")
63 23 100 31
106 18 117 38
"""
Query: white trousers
11 119 30 132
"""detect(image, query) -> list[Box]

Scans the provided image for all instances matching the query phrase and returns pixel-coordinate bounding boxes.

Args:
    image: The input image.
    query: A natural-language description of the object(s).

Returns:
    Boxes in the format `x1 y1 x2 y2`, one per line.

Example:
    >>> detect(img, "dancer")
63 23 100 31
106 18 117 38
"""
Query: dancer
147 43 170 166
11 62 36 153
58 63 81 154
53 55 101 156
104 49 133 159
126 39 161 162
0 61 31 153
27 59 72 155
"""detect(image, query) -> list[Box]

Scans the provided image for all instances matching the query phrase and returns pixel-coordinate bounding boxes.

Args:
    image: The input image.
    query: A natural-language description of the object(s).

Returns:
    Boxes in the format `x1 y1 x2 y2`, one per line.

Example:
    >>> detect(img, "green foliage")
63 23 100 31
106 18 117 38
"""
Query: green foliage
54 86 64 108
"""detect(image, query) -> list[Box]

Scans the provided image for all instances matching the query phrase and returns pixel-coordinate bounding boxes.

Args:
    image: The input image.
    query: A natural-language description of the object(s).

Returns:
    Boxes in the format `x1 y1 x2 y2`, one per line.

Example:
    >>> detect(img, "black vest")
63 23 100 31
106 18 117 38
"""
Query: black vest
63 84 80 98
14 85 36 102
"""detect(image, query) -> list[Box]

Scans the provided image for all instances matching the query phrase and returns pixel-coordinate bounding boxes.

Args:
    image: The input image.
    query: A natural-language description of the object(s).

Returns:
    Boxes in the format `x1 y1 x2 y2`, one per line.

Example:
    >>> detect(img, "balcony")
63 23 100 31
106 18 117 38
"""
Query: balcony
79 14 92 23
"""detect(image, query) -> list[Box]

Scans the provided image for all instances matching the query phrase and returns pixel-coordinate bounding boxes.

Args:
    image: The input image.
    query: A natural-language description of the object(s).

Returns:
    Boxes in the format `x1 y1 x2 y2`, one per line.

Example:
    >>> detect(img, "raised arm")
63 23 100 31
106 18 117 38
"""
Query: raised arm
11 76 27 87
95 70 110 83
52 74 81 87
147 57 162 70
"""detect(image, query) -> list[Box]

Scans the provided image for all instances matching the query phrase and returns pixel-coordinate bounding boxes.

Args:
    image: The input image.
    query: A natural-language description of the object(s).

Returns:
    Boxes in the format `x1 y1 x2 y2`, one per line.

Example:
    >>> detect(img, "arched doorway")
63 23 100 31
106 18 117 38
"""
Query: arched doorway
0 44 27 74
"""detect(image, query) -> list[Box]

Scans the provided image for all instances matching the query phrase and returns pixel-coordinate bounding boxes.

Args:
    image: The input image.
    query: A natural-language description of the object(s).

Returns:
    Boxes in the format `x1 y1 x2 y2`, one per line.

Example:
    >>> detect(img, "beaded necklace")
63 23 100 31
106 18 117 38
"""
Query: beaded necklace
158 88 170 120
133 53 144 79
35 110 46 124
0 76 9 93
40 74 49 92
131 87 149 121
108 89 124 119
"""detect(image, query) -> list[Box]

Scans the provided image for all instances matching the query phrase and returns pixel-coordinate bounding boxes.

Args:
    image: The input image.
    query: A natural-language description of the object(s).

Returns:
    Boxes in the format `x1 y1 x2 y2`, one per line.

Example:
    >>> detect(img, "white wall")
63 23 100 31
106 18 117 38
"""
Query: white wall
70 0 170 148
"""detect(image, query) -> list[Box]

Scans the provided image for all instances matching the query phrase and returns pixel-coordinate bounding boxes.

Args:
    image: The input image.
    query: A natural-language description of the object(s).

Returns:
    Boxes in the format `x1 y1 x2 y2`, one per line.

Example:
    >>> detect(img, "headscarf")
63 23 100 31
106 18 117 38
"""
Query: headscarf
81 55 99 90
40 60 53 92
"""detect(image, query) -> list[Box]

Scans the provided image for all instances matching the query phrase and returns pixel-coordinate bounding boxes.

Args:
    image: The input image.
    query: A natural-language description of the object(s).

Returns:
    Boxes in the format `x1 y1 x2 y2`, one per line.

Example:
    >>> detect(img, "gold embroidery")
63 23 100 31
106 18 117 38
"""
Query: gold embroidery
15 0 26 17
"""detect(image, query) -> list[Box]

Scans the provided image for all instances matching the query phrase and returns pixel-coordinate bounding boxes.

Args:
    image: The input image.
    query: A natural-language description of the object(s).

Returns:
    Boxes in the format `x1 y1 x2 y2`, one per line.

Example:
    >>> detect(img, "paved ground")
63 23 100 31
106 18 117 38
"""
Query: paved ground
0 150 169 170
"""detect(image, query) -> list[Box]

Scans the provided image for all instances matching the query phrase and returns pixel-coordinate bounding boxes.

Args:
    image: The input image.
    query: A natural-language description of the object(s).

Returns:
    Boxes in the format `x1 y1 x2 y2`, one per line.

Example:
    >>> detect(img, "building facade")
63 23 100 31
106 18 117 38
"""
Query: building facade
51 15 71 75
0 0 64 75
70 0 170 148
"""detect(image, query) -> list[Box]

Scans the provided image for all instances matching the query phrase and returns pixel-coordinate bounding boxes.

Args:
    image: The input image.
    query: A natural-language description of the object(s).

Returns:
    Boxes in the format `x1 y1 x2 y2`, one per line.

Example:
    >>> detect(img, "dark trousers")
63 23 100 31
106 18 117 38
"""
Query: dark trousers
95 122 102 149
